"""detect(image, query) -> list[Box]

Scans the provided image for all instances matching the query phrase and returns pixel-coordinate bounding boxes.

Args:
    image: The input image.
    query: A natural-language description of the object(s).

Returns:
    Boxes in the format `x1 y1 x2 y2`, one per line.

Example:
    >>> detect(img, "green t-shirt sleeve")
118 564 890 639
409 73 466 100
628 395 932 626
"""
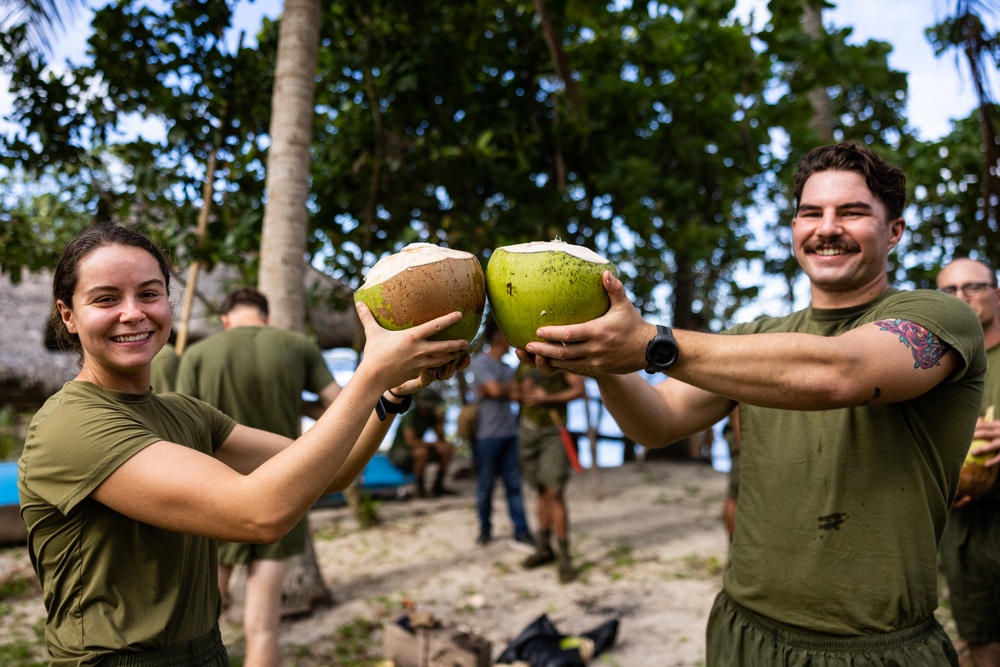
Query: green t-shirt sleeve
166 394 239 451
27 402 162 514
876 290 986 382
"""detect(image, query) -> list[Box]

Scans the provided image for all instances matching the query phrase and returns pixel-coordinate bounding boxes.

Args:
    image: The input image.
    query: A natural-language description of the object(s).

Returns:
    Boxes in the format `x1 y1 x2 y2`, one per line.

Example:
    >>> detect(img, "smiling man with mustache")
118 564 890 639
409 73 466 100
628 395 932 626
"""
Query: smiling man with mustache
517 142 986 666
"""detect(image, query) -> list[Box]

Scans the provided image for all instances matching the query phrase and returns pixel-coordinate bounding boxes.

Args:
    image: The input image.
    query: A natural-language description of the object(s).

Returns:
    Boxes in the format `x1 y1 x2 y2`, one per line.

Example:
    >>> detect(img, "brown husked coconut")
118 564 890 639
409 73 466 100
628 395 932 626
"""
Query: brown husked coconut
354 243 486 342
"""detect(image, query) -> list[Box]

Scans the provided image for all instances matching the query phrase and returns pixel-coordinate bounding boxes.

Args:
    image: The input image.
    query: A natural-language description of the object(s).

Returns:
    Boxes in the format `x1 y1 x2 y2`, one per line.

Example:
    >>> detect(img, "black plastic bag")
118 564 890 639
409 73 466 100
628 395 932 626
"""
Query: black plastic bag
496 613 619 667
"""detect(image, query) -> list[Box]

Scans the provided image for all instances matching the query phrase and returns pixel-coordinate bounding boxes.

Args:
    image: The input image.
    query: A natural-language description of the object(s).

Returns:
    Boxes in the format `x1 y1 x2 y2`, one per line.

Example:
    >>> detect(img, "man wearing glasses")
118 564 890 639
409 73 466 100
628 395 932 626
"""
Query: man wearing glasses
936 258 1000 667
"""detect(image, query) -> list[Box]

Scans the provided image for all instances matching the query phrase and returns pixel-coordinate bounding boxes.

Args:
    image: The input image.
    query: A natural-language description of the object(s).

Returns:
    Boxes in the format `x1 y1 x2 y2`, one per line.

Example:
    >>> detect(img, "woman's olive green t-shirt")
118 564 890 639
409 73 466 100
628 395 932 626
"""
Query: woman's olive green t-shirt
18 381 236 666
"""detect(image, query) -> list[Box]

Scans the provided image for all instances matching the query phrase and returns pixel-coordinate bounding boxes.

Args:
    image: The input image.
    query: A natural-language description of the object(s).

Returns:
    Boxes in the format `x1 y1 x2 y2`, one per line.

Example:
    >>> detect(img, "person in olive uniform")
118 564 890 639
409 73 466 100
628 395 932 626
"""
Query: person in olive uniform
149 339 180 393
517 143 986 666
514 362 585 583
19 223 468 667
175 287 341 667
936 257 1000 667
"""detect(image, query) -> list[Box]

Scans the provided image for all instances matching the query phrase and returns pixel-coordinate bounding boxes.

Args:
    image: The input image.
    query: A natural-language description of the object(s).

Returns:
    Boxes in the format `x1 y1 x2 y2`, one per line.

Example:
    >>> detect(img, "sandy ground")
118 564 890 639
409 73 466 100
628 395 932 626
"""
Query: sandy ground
245 459 732 666
0 458 965 666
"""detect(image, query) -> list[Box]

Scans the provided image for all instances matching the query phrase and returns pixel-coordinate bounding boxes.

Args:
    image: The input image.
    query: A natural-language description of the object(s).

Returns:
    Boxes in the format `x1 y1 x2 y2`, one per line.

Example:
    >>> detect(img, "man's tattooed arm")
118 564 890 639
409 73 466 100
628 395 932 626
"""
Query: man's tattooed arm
874 319 950 369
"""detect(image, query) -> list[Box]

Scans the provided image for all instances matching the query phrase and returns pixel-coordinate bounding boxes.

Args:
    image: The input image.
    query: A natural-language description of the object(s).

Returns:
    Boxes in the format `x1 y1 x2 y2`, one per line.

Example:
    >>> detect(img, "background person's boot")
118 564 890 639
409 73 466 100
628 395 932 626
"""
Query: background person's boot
522 529 555 568
557 539 575 583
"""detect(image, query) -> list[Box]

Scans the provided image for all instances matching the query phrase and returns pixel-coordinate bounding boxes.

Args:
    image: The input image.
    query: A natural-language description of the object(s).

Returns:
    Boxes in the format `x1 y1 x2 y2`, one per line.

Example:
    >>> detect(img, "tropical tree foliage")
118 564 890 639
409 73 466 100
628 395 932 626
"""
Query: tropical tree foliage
2 0 996 336
921 0 1000 273
1 0 272 277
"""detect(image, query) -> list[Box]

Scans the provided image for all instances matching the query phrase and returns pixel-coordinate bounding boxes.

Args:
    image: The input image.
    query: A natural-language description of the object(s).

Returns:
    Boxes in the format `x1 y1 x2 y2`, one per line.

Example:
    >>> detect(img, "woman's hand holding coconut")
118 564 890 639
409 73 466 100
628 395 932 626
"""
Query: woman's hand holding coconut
355 301 469 398
519 271 657 377
315 304 469 494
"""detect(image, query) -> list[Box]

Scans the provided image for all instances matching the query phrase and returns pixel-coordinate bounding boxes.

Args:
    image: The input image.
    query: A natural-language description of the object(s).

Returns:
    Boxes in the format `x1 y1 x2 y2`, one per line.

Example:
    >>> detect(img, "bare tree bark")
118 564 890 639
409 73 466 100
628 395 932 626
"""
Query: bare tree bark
533 0 587 126
258 0 321 333
954 10 1000 238
801 2 834 142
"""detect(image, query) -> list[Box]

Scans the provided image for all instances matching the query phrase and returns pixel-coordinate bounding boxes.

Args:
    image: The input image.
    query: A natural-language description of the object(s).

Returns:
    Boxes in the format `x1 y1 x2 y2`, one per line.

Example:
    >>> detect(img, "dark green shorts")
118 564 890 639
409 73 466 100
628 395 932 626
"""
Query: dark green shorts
938 502 1000 645
518 423 569 490
216 514 309 565
100 625 228 666
706 591 958 667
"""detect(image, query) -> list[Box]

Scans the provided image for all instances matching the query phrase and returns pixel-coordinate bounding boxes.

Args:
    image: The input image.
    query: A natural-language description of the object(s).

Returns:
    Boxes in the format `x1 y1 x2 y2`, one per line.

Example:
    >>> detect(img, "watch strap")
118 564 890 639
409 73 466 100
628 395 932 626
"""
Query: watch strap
645 324 677 374
376 392 412 421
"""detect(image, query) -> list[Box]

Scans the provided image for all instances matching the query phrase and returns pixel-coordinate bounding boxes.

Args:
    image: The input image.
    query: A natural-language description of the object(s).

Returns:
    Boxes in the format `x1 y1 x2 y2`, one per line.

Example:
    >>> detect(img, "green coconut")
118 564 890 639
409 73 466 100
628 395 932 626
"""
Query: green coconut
354 243 485 343
486 240 615 350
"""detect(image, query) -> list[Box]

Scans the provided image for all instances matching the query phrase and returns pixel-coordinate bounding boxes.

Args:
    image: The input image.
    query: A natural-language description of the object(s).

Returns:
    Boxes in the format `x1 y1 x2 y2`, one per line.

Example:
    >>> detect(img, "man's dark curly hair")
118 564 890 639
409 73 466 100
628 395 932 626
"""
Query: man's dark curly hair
793 142 907 221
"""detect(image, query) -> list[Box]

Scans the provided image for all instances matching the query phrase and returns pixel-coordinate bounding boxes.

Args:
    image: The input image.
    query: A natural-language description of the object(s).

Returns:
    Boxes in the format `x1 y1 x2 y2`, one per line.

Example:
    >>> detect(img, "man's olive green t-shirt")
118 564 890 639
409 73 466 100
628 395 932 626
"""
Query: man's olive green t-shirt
723 289 985 635
175 326 334 439
18 381 236 667
515 363 570 426
150 342 180 393
175 326 335 561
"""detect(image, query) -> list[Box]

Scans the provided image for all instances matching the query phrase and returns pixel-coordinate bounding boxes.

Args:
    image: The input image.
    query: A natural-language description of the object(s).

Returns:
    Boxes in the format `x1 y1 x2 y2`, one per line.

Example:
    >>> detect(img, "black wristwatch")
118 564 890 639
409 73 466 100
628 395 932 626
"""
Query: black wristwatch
645 324 679 374
376 392 412 421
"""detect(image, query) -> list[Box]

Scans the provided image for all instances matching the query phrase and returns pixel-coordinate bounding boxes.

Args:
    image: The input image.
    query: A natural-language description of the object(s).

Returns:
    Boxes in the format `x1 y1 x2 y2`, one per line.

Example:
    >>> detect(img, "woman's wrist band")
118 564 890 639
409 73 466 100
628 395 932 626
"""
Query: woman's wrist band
376 392 412 421
387 387 408 400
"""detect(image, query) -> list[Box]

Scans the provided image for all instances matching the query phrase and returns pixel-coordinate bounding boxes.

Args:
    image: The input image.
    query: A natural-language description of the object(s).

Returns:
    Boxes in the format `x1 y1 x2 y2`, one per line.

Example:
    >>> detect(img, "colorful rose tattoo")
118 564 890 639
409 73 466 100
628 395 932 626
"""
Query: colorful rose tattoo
875 319 948 369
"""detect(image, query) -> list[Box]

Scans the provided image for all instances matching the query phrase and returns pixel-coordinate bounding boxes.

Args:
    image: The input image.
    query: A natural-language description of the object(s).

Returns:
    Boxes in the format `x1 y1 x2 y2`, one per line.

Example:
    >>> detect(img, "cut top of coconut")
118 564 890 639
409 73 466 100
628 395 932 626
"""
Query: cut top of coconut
362 243 477 286
498 241 610 264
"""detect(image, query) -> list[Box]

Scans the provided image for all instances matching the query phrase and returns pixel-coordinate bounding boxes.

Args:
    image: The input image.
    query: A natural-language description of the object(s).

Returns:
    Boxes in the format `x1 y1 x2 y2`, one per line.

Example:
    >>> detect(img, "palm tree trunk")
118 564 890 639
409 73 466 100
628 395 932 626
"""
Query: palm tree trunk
801 2 834 142
258 0 320 333
258 0 328 615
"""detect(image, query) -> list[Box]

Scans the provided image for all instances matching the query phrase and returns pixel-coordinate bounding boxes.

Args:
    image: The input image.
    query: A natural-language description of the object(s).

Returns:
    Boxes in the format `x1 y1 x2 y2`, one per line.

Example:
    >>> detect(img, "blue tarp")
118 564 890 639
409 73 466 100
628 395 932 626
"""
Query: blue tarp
0 461 18 506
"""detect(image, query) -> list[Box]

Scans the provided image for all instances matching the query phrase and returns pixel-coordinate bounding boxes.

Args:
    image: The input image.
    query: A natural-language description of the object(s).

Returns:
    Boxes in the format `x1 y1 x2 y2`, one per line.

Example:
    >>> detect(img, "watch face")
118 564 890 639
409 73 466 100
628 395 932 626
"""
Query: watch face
646 326 678 372
651 342 678 367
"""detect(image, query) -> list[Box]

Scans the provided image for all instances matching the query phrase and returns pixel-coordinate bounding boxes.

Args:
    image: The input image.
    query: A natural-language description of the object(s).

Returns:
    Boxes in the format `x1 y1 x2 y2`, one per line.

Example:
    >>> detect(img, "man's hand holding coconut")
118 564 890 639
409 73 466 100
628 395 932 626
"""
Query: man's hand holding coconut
516 270 658 378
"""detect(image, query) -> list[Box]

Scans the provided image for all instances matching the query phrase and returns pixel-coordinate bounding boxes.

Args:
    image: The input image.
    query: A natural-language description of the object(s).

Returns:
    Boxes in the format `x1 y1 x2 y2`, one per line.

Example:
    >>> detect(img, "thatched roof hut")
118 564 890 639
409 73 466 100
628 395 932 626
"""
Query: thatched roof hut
0 270 78 405
0 263 358 407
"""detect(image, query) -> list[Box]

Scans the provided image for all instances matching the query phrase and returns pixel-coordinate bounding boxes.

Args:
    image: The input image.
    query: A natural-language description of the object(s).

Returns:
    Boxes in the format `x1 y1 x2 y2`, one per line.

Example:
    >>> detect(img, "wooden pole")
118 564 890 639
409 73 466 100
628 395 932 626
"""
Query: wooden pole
175 147 218 356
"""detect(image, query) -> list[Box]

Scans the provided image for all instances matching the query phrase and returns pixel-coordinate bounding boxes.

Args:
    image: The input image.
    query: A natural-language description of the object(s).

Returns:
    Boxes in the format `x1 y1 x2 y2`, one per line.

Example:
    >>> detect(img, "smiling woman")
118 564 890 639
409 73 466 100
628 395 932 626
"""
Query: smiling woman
51 229 173 393
17 222 471 667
